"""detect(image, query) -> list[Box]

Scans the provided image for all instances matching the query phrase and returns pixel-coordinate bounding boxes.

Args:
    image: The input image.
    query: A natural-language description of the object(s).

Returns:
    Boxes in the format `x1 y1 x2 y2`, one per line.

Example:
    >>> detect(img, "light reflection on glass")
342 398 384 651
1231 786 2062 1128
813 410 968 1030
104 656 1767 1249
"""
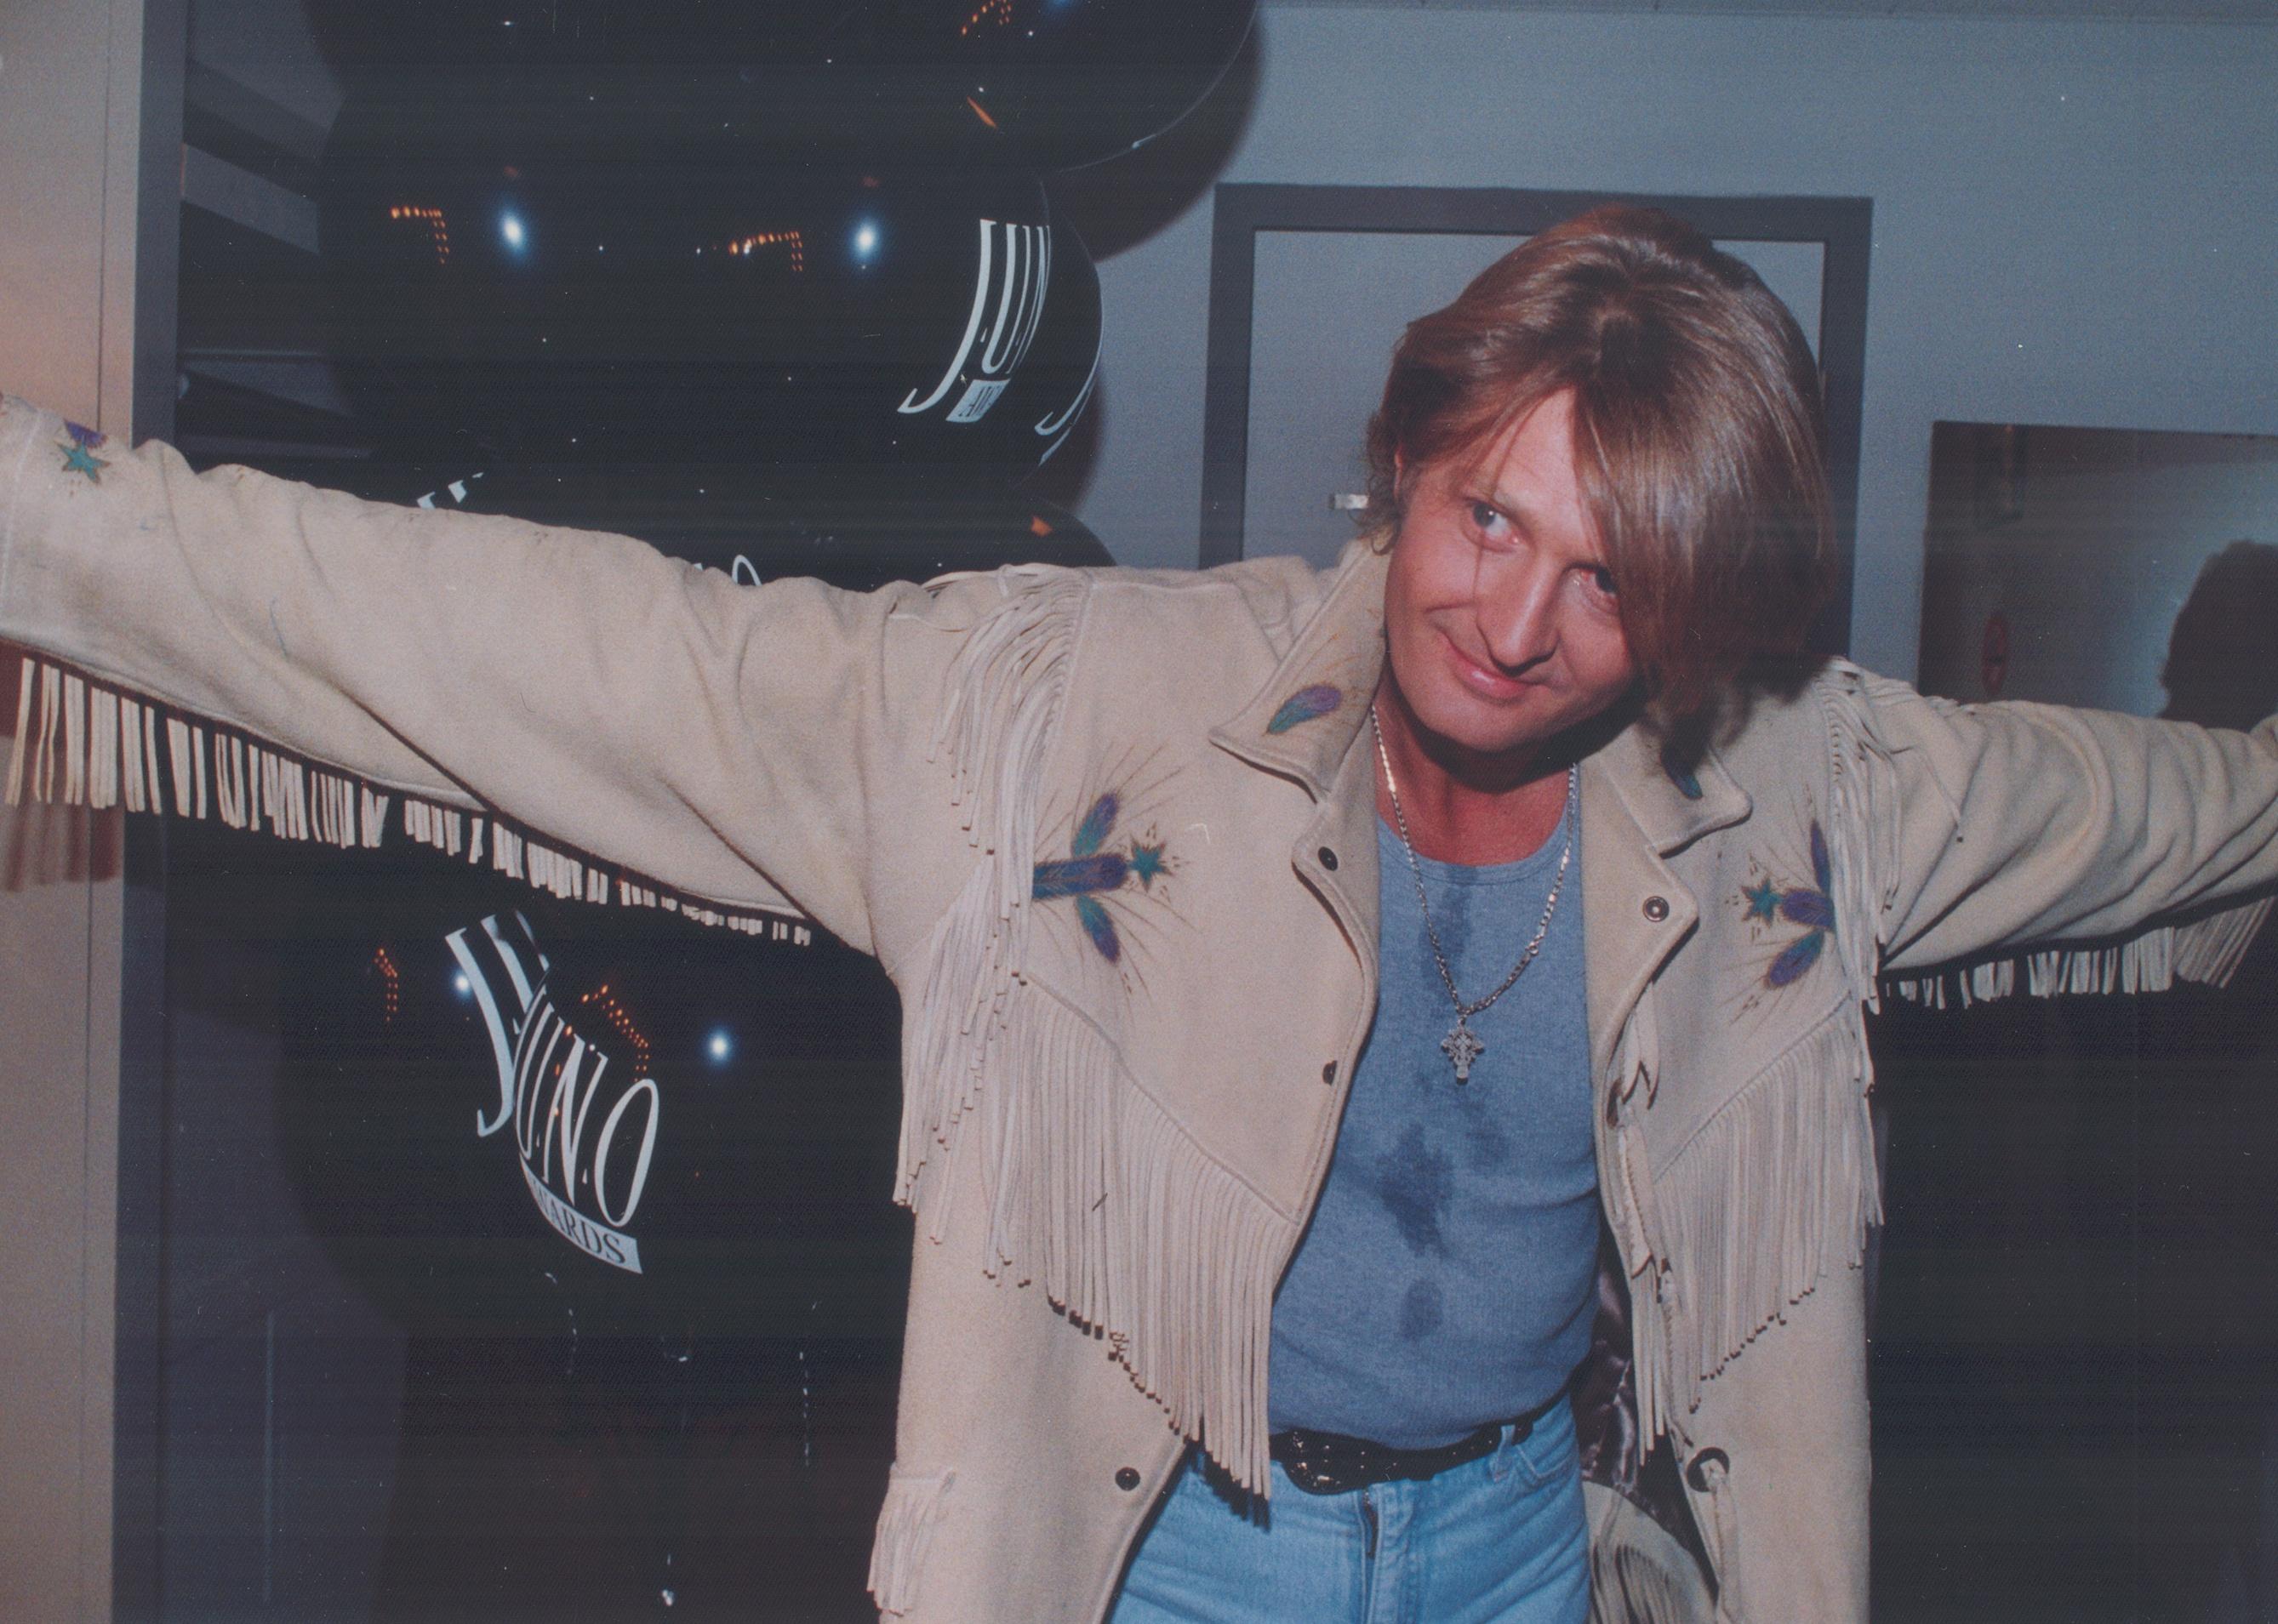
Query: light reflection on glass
962 0 1016 37
371 946 403 1023
725 231 805 271
579 983 653 1070
388 204 451 265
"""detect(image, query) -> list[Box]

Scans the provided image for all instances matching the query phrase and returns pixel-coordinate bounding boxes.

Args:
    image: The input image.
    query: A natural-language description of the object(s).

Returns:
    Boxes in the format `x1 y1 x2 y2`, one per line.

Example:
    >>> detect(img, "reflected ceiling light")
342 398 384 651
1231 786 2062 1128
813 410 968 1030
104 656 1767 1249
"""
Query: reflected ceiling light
389 203 452 264
726 230 804 271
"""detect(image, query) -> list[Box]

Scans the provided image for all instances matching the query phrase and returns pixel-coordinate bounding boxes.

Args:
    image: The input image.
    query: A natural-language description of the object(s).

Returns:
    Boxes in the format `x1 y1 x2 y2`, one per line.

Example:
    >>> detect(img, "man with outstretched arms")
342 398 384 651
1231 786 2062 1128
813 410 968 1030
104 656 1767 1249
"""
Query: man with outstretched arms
6 208 2277 1622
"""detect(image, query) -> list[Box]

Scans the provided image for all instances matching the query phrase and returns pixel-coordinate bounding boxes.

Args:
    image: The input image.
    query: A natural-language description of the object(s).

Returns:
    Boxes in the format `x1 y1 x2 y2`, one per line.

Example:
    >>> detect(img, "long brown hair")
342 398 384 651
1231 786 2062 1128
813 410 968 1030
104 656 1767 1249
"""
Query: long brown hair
1367 205 1834 723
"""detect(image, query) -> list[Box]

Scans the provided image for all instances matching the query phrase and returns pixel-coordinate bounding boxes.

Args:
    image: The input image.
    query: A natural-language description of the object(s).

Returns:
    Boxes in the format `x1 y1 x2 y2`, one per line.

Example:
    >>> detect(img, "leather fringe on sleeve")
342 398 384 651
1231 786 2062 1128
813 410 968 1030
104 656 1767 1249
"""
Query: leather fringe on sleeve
3 654 809 940
1885 897 2272 1008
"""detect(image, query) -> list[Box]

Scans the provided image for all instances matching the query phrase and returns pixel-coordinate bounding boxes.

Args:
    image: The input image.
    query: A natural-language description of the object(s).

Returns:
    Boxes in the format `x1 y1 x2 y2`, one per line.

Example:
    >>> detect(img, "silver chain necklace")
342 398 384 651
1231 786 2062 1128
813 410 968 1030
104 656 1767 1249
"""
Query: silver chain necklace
1370 707 1577 1084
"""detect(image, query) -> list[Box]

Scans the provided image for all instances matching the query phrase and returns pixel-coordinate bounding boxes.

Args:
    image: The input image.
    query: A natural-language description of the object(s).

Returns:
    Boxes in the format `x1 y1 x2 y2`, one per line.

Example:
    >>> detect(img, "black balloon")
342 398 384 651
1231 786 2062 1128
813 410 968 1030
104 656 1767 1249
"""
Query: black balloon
277 854 567 1334
320 66 1078 475
871 0 1259 172
984 206 1099 472
305 0 884 71
279 852 913 1339
306 1 1255 171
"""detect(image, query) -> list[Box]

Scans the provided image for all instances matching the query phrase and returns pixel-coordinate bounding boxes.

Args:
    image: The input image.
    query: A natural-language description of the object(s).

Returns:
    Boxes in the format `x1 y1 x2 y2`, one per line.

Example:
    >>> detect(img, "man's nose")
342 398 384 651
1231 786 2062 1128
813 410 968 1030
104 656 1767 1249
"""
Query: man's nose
1475 552 1559 674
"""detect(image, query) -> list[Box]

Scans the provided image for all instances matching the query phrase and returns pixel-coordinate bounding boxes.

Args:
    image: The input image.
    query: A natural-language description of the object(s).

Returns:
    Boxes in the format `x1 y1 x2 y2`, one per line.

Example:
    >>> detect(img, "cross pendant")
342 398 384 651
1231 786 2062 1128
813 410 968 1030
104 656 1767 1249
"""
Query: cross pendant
1442 1021 1485 1085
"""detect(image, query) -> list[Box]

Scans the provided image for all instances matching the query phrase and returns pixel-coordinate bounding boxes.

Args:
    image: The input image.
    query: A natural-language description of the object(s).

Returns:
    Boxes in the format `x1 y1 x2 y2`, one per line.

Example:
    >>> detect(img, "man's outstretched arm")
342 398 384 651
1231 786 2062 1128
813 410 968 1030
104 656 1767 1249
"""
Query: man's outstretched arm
0 394 1042 958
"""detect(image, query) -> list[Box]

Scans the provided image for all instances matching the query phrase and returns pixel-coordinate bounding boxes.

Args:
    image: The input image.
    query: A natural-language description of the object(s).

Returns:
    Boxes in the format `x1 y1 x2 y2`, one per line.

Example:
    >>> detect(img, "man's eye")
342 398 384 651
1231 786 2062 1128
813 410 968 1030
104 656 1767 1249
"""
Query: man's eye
1468 500 1504 533
1588 567 1619 597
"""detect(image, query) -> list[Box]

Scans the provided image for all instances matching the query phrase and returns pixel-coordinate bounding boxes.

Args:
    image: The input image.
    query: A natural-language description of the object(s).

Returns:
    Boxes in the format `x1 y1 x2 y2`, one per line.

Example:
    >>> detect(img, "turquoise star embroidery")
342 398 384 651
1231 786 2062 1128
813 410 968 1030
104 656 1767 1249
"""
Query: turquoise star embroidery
60 439 108 482
1031 796 1179 965
1738 823 1837 989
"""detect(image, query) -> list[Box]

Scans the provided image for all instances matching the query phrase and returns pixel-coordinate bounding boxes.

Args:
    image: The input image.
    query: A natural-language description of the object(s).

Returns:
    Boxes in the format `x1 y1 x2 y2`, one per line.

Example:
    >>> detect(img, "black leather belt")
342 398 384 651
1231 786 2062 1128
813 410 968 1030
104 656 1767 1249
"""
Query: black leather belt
1270 1390 1564 1496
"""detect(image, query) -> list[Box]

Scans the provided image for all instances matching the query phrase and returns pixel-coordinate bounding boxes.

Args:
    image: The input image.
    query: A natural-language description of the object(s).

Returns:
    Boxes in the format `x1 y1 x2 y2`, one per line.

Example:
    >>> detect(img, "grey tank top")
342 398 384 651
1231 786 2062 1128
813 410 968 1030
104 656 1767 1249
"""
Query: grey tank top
1265 804 1599 1448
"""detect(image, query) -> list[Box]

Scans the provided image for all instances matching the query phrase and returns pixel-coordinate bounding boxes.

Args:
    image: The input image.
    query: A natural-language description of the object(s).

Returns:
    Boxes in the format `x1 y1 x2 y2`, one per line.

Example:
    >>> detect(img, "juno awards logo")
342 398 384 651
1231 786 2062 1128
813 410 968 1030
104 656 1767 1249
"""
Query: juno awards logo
447 914 659 1274
898 218 1051 427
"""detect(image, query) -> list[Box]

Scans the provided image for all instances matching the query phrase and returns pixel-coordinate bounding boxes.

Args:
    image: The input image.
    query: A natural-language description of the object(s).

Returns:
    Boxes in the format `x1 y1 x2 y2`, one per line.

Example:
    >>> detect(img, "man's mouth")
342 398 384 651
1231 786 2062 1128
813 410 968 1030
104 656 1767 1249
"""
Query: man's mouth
1441 629 1538 700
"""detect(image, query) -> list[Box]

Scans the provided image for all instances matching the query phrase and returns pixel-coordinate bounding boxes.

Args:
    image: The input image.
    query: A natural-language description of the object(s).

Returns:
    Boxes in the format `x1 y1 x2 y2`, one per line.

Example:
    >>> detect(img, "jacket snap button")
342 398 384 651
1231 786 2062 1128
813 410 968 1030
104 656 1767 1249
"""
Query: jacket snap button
1641 895 1670 921
1684 1447 1729 1492
1115 1467 1142 1491
1317 846 1339 871
1322 1061 1338 1085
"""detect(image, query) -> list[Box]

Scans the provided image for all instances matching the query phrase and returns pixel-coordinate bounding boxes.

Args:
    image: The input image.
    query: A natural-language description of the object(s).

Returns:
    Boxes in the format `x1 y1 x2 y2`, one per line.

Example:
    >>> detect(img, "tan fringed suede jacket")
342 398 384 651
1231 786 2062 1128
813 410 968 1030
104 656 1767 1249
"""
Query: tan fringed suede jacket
7 393 2278 1623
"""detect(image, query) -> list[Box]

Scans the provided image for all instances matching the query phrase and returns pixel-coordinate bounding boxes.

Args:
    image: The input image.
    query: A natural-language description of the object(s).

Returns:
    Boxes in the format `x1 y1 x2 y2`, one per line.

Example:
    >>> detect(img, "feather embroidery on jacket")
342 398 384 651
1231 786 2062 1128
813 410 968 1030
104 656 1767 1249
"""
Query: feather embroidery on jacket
1738 818 1838 994
1265 683 1344 735
1030 790 1175 966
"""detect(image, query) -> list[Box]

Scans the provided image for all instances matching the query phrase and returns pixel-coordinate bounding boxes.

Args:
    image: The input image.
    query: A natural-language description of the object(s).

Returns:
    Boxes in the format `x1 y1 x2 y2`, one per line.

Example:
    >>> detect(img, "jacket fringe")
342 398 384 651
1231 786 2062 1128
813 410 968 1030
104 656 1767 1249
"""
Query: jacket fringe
3 656 808 941
1816 664 1904 1009
1884 897 2274 1008
904 573 1088 1202
1642 1015 1880 1433
904 574 1286 1494
1630 664 1899 1440
866 1467 956 1617
1010 986 1285 1492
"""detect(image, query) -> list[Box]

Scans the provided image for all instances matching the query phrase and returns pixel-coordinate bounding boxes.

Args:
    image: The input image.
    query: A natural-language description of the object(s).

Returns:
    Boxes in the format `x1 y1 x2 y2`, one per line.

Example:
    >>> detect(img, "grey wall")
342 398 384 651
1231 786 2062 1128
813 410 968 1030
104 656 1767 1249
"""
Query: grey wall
1072 3 2278 681
1919 425 2278 715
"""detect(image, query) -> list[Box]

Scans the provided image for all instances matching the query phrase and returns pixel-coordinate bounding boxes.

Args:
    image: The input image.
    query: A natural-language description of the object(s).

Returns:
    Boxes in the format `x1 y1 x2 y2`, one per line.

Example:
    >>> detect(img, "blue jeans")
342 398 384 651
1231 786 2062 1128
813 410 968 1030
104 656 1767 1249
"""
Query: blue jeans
1108 1400 1590 1624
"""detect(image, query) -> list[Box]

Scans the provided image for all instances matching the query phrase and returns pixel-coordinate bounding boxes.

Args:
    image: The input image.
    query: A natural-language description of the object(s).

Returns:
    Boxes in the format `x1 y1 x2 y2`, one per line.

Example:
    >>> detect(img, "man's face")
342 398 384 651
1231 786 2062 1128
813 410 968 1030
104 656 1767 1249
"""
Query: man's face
1381 389 1639 766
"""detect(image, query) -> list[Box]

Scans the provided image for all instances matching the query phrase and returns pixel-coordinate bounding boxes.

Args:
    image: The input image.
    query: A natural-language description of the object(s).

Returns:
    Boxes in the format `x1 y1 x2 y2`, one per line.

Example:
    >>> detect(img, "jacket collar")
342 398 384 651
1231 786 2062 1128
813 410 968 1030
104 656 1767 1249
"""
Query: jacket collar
1208 538 1750 854
1208 541 1391 800
1590 713 1751 858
